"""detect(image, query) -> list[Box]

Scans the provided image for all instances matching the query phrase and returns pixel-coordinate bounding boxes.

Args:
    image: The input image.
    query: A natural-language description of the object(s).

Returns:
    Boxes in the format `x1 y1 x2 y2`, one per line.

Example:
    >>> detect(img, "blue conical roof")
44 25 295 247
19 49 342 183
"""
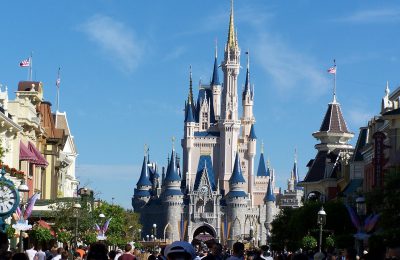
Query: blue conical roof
136 156 152 187
265 178 275 202
164 150 181 182
249 124 257 139
185 102 195 123
229 152 246 184
211 57 220 86
243 67 250 96
256 153 268 177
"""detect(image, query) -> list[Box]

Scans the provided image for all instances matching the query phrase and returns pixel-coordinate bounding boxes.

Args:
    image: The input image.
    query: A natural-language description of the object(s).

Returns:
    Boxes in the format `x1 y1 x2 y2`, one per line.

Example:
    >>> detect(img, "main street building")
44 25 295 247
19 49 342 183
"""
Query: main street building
132 2 297 246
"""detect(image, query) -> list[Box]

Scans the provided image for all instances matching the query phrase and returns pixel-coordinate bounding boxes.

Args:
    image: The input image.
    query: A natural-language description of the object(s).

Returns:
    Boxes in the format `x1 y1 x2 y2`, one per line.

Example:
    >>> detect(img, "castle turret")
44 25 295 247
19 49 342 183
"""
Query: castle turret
132 154 152 212
264 178 276 237
241 52 255 139
301 70 354 201
162 149 184 240
226 152 248 246
211 45 222 119
247 124 256 206
219 0 241 191
183 68 196 191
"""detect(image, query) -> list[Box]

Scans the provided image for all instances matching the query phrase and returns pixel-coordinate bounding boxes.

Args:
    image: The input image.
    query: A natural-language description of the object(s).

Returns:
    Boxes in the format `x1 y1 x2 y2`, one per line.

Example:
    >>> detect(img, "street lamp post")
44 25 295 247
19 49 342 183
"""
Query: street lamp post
146 235 149 241
317 207 327 253
17 180 29 253
356 196 366 256
153 224 157 237
73 202 81 249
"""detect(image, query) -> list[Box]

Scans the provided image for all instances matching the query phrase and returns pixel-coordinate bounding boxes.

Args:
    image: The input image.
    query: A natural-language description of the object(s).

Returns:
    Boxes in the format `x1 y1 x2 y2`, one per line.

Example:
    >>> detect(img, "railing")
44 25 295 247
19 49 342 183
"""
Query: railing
193 212 216 220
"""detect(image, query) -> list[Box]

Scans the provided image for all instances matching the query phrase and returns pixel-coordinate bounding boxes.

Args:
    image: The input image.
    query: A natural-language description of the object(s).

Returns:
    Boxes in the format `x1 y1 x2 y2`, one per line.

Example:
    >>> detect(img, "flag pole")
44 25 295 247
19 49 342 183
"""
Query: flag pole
29 51 33 81
333 59 336 103
56 67 60 112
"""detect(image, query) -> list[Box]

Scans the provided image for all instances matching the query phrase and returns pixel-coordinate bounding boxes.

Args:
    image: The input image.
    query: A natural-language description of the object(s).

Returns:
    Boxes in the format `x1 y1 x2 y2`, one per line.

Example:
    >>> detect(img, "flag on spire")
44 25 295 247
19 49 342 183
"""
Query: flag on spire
19 58 30 67
327 59 336 74
327 66 336 74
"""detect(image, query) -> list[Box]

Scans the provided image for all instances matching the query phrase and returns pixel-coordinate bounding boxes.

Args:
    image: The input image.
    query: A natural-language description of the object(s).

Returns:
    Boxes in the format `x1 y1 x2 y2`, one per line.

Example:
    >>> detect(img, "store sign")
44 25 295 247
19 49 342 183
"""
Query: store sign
373 131 386 187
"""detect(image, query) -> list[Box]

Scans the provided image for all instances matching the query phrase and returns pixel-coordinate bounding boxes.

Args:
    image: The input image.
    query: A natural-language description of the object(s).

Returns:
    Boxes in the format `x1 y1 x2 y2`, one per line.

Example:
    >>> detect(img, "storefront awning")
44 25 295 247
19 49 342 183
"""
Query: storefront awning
28 142 49 167
19 142 36 162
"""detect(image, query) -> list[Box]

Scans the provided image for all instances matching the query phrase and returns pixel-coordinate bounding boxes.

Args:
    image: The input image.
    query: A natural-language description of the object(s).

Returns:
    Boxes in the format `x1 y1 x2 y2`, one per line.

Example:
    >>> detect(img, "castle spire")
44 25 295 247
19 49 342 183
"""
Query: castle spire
188 65 194 105
211 44 220 86
227 0 236 50
243 50 251 98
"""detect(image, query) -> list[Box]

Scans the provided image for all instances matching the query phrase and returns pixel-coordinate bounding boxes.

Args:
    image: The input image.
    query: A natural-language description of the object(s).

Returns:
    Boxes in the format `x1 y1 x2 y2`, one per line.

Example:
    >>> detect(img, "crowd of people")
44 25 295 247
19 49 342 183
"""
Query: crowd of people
1 232 399 260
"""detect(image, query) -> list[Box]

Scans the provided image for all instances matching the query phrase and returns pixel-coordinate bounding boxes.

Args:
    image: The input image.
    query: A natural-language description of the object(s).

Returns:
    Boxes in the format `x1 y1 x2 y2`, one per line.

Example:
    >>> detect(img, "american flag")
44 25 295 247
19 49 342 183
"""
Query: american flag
19 58 30 67
327 66 336 74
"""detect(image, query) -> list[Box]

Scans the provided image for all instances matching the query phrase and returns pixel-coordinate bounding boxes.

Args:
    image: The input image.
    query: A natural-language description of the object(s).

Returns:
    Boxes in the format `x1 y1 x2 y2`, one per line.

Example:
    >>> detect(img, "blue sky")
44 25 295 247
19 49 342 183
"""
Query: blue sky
1 1 400 208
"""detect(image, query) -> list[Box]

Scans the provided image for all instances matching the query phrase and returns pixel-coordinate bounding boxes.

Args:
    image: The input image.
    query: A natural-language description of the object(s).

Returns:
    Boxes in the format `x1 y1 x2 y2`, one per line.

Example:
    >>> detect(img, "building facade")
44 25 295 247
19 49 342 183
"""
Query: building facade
132 3 279 246
0 80 78 201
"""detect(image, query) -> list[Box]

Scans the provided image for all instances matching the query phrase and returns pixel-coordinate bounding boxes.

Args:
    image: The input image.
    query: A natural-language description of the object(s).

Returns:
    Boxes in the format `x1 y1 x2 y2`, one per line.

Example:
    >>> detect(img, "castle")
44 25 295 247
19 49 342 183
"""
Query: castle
132 2 300 246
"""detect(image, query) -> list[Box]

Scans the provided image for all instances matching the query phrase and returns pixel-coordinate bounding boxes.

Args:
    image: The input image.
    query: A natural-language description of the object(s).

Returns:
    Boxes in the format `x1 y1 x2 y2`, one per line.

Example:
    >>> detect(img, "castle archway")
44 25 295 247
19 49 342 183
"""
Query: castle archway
192 224 217 245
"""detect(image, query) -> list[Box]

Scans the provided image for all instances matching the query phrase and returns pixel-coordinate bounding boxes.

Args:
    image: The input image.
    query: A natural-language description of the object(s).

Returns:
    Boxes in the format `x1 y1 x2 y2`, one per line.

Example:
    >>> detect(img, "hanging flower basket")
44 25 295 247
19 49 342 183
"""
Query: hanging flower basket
0 164 25 179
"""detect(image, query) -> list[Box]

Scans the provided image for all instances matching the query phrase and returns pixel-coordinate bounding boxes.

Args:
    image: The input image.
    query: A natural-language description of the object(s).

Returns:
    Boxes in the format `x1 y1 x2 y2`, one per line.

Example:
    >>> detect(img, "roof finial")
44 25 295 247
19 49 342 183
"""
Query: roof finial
227 0 236 49
261 140 264 154
215 38 218 59
188 65 194 105
385 80 390 96
294 147 297 163
144 144 148 157
172 136 176 151
247 49 250 70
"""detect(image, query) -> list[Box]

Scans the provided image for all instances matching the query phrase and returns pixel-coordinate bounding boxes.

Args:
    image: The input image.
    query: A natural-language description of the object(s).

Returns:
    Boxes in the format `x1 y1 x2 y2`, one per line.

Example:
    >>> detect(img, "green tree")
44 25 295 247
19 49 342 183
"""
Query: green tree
301 235 317 250
30 227 53 244
270 200 355 251
49 200 141 247
93 203 141 247
366 167 400 247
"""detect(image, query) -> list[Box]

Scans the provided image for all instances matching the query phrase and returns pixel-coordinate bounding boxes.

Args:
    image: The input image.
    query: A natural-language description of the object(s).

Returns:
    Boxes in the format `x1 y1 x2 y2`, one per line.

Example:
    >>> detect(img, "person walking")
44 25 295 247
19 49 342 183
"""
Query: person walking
202 243 223 260
25 244 37 260
34 245 46 260
117 244 136 260
226 242 244 260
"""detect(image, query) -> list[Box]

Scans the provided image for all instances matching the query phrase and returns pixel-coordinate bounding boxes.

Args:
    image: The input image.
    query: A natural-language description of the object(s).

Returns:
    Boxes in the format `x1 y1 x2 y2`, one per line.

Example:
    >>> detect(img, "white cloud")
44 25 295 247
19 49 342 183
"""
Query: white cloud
163 46 187 62
347 109 373 129
254 32 329 98
335 8 400 23
80 14 144 72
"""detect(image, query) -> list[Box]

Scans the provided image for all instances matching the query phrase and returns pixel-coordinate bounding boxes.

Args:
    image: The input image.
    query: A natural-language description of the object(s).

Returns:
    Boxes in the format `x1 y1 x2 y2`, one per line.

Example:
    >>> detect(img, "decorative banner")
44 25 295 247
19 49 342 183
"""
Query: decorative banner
178 215 188 241
12 193 40 231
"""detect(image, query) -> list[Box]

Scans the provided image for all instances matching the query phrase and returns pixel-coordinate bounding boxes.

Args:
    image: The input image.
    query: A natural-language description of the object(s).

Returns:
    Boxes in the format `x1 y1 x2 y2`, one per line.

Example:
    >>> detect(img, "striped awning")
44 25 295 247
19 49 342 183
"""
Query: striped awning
19 142 36 162
28 142 48 167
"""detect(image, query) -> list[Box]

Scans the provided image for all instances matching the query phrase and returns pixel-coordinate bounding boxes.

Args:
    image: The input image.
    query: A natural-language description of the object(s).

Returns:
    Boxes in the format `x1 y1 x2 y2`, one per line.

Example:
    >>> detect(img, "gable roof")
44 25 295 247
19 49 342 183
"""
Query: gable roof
193 155 217 191
353 127 368 162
